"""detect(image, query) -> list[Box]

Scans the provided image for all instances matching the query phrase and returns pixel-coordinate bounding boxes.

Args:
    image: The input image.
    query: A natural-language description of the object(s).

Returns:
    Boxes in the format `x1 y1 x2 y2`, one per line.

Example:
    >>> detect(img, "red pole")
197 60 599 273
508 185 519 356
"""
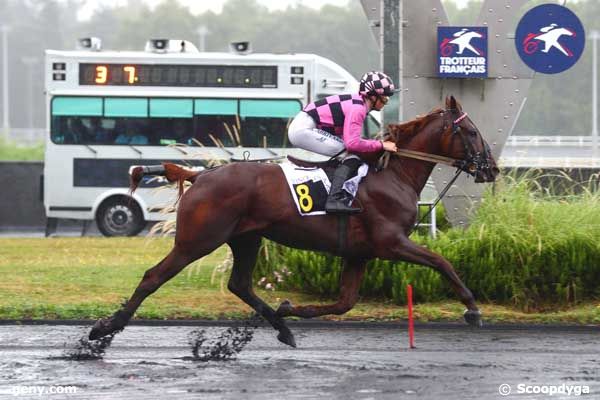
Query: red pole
407 284 415 349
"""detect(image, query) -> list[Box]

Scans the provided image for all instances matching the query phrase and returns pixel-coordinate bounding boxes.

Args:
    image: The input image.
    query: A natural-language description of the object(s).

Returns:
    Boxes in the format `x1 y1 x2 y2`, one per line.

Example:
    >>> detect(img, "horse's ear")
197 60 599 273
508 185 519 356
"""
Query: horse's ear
451 96 463 112
446 95 462 112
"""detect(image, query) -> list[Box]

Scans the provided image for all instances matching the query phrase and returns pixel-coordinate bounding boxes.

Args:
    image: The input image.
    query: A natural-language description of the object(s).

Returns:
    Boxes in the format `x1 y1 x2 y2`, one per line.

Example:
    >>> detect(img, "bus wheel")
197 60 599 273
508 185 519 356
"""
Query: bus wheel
96 197 145 237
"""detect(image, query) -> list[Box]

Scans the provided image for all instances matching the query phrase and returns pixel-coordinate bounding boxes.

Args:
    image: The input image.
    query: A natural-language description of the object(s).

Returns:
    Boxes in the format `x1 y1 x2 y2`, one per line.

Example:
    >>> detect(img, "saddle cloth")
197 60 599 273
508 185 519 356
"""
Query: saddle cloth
279 162 369 216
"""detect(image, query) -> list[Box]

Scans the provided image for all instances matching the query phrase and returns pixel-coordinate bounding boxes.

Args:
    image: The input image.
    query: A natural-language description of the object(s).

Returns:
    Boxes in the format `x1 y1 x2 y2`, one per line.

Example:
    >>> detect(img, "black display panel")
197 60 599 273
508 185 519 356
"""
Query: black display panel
79 63 278 88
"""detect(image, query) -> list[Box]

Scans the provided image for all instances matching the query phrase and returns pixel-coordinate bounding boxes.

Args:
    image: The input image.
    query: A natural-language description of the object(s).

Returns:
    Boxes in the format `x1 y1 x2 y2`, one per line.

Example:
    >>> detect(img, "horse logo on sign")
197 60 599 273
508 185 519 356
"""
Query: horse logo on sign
523 24 576 56
516 4 585 74
444 28 485 56
438 26 488 78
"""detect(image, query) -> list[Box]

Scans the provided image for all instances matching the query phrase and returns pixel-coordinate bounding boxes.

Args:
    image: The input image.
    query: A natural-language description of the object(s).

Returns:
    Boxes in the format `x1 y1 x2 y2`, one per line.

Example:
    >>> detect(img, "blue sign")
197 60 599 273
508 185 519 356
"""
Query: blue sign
515 4 585 74
438 26 488 78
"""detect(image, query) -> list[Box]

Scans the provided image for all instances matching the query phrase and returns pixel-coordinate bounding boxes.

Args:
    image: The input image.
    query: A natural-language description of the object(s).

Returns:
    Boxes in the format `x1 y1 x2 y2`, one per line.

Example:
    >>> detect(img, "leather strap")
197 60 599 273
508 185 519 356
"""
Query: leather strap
337 215 348 254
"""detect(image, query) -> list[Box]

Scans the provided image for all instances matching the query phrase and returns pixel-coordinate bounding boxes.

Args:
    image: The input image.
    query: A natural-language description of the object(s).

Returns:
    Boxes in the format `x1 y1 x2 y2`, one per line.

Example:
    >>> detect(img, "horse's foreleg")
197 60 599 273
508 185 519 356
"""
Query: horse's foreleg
388 237 481 326
276 258 367 319
227 234 296 348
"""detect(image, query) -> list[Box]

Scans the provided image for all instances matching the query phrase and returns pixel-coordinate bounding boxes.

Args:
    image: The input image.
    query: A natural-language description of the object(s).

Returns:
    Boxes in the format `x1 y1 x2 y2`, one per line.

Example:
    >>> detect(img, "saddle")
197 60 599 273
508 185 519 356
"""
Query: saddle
286 155 340 170
287 154 386 172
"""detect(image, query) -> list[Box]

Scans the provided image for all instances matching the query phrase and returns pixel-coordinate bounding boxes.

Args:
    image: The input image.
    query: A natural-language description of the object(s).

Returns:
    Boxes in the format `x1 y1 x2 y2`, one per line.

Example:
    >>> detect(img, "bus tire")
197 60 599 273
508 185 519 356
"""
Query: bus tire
96 197 145 237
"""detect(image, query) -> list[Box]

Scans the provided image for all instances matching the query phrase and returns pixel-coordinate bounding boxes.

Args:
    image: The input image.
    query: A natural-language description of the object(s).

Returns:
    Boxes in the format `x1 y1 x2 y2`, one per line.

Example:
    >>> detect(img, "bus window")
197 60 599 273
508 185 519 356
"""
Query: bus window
363 113 381 138
193 99 238 146
238 100 300 147
50 116 90 144
105 98 148 118
238 117 291 148
52 97 103 116
113 118 150 145
50 97 103 144
147 99 194 145
152 118 193 145
91 117 116 144
194 115 238 147
150 98 193 118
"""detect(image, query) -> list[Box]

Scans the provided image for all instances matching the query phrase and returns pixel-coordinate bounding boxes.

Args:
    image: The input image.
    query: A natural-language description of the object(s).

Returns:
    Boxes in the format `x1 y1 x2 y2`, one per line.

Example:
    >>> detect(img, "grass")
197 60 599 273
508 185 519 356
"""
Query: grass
0 237 599 324
0 137 44 161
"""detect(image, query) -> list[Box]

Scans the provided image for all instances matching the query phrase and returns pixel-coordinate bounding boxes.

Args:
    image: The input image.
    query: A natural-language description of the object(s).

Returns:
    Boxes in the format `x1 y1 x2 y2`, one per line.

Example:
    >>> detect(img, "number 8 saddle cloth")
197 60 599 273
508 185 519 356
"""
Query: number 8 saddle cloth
279 161 369 216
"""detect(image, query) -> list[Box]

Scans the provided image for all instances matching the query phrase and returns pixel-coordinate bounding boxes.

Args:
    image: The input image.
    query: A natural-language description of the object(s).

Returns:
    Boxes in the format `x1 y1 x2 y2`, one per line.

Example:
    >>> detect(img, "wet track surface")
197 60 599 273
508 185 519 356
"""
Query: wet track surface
0 323 598 399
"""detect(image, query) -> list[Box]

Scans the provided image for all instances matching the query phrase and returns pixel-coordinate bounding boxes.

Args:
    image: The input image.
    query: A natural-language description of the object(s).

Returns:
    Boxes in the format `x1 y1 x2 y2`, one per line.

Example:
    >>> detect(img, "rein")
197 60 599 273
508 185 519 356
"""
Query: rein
409 168 462 236
390 111 471 169
383 110 475 235
392 148 461 168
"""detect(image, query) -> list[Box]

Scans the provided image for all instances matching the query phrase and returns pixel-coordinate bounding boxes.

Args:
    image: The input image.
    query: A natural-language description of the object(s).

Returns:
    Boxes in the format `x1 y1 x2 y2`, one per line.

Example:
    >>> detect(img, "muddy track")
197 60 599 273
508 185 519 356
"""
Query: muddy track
0 324 598 399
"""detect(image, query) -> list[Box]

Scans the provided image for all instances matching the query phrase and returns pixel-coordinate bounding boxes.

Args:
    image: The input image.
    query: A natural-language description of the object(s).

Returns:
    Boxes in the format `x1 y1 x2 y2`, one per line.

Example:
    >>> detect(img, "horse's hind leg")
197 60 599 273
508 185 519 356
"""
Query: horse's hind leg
226 234 296 348
276 258 367 318
89 192 242 340
89 244 205 340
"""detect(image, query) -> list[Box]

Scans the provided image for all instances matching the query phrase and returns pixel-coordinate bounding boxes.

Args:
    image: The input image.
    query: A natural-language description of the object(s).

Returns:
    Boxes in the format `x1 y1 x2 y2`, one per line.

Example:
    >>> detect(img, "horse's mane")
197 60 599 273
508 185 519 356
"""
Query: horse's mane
386 108 444 143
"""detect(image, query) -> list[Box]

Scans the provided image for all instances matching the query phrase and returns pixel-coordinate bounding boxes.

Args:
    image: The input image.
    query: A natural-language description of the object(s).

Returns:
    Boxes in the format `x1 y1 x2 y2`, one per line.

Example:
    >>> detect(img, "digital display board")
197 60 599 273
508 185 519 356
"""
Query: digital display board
79 63 278 88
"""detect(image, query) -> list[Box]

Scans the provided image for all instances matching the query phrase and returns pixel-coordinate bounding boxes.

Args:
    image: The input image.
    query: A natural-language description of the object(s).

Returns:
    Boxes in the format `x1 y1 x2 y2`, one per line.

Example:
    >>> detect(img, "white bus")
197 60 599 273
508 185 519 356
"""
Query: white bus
44 38 380 236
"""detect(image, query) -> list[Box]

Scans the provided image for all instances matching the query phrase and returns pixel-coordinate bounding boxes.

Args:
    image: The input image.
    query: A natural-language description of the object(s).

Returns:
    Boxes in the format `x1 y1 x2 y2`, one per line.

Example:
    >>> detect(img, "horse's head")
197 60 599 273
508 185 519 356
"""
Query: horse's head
440 96 499 183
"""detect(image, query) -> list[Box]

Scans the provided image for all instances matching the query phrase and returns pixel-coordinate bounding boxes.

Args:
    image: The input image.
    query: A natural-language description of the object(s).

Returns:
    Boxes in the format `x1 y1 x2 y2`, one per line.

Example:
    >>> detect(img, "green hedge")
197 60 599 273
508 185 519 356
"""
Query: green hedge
256 172 600 309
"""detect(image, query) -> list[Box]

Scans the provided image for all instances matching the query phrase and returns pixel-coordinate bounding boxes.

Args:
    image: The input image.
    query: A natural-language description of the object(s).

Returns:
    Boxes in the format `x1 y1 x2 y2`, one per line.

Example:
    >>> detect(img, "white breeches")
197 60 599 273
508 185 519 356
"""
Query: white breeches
287 112 345 157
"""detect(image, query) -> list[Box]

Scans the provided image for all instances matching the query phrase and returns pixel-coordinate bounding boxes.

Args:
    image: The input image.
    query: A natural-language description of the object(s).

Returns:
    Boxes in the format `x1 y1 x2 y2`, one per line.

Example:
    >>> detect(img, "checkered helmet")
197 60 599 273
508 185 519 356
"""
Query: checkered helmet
359 71 395 97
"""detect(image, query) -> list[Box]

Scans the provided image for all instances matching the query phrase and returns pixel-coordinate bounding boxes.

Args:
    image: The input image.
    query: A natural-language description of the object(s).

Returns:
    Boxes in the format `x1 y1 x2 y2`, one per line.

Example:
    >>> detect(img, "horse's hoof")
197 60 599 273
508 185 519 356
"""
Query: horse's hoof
88 318 113 340
275 300 294 317
88 311 129 340
464 309 483 327
277 329 297 348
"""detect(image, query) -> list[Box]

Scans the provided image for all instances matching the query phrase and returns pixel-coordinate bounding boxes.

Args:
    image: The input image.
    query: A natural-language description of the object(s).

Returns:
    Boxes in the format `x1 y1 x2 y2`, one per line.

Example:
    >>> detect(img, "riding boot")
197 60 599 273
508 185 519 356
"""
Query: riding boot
325 159 361 214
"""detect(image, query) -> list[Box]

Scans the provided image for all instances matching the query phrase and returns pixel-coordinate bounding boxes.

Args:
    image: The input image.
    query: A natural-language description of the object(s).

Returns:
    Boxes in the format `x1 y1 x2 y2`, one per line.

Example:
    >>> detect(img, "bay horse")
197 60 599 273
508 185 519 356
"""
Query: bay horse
89 96 499 347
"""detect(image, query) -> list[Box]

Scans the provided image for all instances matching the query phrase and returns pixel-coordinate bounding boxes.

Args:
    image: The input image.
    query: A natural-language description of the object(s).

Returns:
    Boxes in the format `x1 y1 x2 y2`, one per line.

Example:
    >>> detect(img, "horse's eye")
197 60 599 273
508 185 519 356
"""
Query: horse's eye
469 130 477 137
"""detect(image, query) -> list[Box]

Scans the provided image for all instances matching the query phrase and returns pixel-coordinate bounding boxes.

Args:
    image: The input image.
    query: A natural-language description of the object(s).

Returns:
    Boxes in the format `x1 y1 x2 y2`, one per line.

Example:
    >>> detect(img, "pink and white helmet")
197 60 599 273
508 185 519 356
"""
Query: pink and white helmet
359 71 395 97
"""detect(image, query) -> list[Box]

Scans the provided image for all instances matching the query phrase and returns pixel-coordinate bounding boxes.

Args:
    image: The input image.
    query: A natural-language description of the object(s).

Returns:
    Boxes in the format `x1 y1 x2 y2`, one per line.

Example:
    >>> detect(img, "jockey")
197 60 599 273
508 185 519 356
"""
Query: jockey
287 71 398 214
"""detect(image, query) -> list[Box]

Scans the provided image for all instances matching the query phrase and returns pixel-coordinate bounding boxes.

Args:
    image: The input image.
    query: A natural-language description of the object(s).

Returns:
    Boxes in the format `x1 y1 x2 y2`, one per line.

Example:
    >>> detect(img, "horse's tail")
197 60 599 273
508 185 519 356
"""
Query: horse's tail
129 163 201 200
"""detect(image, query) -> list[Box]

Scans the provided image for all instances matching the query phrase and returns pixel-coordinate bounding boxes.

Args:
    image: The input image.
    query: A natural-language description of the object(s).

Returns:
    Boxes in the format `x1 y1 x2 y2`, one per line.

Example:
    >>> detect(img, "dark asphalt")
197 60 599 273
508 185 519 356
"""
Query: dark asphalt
0 323 598 399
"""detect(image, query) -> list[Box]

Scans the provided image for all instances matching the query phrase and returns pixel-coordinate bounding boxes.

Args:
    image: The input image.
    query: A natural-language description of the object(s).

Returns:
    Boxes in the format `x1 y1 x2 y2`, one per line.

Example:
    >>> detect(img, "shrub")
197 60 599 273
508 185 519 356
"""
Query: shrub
256 171 600 310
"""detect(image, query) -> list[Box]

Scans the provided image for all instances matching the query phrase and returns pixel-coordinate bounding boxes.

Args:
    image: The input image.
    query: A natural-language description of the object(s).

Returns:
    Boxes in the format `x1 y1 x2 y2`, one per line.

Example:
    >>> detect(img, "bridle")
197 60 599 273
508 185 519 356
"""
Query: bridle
386 109 492 178
441 109 494 179
381 108 496 234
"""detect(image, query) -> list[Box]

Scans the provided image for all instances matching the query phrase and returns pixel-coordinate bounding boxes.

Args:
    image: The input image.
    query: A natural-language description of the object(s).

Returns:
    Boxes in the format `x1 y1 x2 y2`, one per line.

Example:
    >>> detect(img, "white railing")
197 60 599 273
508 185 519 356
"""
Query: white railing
3 128 45 145
506 136 596 147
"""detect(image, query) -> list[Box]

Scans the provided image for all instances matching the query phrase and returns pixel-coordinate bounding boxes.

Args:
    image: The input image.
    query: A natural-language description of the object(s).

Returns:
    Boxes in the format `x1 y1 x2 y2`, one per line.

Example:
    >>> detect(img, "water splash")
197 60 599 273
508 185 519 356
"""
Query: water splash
187 318 259 362
53 330 119 361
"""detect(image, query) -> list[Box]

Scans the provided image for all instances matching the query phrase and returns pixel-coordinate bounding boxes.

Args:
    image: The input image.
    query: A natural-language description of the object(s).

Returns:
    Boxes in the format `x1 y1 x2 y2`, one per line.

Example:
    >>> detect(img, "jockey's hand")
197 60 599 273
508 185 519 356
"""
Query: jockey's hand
382 140 397 153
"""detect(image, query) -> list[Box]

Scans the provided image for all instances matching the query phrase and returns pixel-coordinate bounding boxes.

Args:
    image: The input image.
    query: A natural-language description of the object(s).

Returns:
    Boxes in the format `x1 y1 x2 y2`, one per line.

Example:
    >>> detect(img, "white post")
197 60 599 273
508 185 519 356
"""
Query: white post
430 204 437 239
1 25 10 139
21 57 38 130
196 26 209 52
398 0 403 121
591 30 599 158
